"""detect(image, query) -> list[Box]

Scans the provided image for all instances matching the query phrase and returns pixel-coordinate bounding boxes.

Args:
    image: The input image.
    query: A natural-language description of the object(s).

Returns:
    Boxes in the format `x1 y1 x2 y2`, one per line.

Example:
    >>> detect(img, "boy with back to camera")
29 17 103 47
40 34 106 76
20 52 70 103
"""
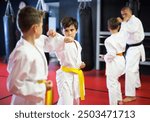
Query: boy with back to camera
104 18 126 105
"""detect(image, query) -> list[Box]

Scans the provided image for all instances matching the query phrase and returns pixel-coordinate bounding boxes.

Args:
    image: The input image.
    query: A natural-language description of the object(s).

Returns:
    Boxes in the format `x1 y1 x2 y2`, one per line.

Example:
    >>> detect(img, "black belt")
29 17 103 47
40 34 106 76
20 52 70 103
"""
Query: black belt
124 41 143 56
127 41 143 48
126 41 143 51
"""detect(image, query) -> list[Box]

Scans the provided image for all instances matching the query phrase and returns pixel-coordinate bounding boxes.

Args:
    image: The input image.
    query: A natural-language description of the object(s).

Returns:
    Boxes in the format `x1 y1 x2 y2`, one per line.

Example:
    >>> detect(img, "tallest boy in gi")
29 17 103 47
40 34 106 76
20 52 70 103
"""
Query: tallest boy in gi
118 6 145 102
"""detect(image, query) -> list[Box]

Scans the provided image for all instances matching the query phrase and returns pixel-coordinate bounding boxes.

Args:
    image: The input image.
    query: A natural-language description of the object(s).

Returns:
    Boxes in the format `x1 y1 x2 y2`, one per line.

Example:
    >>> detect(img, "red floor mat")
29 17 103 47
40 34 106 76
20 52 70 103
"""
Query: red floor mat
0 96 11 105
0 62 8 77
0 60 150 105
80 89 109 105
0 77 11 99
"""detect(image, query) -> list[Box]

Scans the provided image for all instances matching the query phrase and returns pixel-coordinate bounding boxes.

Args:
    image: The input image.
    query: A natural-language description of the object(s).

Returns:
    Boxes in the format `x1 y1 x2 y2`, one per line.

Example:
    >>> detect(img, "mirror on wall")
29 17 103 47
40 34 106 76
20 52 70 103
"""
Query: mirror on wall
44 2 60 31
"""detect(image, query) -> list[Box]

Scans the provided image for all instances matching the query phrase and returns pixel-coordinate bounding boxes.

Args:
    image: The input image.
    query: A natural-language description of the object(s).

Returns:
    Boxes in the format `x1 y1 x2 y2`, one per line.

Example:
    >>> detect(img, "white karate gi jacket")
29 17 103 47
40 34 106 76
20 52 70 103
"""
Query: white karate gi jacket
120 15 145 63
7 34 65 105
104 32 126 77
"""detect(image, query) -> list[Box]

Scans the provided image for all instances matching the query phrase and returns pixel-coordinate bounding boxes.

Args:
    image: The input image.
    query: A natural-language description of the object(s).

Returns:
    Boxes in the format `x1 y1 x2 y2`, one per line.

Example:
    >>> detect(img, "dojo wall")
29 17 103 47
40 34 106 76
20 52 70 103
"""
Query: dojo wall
0 0 150 73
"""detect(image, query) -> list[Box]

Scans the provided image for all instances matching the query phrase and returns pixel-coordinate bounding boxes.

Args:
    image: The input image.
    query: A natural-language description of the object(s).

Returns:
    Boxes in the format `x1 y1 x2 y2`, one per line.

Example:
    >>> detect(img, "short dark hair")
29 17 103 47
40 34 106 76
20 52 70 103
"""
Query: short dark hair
107 18 121 30
121 6 132 14
60 17 78 30
17 6 44 32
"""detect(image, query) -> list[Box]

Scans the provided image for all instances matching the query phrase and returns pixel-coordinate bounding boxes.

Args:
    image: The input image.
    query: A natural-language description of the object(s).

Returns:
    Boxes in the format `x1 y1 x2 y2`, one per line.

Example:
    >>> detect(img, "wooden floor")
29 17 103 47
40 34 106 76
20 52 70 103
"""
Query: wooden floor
0 59 150 105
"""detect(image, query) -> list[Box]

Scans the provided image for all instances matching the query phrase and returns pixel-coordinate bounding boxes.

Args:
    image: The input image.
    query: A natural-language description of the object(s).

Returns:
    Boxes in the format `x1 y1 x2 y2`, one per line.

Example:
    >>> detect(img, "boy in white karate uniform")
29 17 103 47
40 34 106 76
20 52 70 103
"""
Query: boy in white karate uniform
104 18 126 105
118 7 145 102
53 17 86 105
7 6 73 105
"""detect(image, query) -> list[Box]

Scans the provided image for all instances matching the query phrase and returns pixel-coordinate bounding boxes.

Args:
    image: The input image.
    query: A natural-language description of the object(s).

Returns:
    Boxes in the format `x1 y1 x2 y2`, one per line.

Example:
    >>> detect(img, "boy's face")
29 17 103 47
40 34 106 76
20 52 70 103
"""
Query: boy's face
62 25 77 39
121 9 132 21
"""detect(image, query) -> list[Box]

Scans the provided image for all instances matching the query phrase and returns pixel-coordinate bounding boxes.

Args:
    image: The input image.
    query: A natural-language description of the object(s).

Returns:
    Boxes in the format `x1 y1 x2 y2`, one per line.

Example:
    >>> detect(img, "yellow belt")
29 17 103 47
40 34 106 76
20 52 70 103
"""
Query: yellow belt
116 53 123 56
61 66 85 100
38 80 52 105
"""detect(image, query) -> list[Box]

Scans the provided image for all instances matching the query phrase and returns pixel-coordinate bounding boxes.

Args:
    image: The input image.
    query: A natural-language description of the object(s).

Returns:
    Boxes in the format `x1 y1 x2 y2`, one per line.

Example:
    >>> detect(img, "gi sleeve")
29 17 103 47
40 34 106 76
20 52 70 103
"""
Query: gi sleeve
104 38 116 63
40 34 65 52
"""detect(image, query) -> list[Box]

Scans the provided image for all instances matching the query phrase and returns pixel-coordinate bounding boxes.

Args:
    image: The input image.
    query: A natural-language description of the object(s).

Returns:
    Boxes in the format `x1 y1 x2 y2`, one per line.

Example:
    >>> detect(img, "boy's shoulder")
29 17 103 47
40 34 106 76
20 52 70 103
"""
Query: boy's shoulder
105 35 112 42
12 39 34 58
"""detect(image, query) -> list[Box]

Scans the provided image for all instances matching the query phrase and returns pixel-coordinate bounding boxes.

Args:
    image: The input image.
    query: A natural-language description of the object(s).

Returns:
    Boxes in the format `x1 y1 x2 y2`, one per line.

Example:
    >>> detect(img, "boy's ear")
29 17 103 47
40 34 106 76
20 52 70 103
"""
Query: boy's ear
32 24 38 33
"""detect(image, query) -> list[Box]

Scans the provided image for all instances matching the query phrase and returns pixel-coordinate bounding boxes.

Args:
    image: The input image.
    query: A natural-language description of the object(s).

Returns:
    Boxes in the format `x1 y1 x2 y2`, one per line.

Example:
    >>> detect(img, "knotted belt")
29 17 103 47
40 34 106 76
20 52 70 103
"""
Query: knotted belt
61 66 85 100
38 80 52 105
116 53 123 56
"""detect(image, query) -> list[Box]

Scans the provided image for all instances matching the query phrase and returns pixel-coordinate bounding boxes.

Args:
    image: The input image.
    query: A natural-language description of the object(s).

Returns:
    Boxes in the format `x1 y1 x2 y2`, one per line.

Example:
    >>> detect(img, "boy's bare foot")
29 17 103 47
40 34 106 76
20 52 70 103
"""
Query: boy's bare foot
117 101 123 105
123 97 136 102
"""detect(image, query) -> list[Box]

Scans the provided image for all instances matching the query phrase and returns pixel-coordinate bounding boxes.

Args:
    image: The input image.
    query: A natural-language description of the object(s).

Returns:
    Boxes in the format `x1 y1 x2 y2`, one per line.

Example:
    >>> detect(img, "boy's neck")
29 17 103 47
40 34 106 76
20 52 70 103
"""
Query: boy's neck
110 29 118 34
22 32 35 45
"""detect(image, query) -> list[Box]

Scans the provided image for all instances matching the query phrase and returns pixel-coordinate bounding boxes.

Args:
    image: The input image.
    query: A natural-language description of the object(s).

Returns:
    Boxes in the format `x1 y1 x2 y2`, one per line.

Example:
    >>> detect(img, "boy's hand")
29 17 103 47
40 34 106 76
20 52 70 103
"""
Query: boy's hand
80 62 86 69
117 17 123 23
45 80 53 90
64 36 74 43
47 30 57 37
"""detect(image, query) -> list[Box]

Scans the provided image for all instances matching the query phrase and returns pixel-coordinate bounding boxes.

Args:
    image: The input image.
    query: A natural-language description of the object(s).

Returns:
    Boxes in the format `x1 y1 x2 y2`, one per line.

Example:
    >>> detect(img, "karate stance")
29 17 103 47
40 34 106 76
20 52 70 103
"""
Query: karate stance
118 6 145 102
52 17 86 105
104 18 126 105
